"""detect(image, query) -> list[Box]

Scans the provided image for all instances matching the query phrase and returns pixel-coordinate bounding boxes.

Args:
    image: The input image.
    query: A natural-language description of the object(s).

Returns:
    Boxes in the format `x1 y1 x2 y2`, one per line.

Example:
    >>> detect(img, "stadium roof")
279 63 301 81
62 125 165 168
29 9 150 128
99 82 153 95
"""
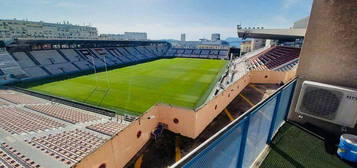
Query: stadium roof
5 39 167 47
237 16 308 40
237 28 306 40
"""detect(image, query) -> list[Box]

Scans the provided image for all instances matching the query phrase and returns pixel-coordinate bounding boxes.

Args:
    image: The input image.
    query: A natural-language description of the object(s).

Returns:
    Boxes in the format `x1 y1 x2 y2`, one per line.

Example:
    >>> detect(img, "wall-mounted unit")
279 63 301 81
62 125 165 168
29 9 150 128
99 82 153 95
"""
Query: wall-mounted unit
296 81 357 128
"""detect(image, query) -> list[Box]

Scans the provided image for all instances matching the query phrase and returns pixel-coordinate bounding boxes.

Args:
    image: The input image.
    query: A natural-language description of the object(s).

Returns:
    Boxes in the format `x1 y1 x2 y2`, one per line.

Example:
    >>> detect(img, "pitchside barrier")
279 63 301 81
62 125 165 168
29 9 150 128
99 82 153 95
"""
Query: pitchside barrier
194 61 230 110
171 79 297 168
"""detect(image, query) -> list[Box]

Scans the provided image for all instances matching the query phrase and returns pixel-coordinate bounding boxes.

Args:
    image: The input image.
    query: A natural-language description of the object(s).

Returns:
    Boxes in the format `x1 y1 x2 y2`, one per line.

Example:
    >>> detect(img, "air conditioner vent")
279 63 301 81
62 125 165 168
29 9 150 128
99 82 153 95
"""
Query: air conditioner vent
301 87 342 120
296 81 357 127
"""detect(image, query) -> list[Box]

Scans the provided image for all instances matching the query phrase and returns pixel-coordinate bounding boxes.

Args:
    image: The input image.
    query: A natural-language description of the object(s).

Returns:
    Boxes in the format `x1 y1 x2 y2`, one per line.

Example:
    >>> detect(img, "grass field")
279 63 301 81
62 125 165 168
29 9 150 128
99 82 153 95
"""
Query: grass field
26 58 227 116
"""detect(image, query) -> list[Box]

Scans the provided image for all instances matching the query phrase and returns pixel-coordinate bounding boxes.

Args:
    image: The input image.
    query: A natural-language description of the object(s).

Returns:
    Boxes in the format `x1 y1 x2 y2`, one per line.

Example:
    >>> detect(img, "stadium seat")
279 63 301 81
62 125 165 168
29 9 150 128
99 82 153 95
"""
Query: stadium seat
0 107 64 134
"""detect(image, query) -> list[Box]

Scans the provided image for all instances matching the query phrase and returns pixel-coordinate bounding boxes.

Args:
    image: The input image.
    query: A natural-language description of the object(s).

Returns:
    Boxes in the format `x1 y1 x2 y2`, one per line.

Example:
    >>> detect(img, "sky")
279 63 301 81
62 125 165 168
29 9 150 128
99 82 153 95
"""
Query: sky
0 0 313 40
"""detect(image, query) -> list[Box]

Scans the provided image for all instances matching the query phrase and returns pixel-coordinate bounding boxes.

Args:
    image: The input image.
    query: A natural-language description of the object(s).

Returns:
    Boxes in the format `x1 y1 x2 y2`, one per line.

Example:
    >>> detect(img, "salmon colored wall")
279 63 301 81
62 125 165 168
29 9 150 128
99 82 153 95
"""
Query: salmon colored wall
193 74 250 137
156 104 196 137
74 70 294 168
75 108 160 168
250 70 296 84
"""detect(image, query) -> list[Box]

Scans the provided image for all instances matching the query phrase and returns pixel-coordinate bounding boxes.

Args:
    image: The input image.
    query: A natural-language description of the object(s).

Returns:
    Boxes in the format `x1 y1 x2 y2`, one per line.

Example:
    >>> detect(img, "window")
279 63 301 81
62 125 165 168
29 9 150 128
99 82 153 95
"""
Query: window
98 163 106 168
137 131 142 138
173 118 179 124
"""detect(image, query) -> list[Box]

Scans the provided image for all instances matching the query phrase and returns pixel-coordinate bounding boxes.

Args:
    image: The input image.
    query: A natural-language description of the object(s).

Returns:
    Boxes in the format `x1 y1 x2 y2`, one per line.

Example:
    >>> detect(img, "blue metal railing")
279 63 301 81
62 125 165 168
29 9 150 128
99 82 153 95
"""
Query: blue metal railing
171 79 297 168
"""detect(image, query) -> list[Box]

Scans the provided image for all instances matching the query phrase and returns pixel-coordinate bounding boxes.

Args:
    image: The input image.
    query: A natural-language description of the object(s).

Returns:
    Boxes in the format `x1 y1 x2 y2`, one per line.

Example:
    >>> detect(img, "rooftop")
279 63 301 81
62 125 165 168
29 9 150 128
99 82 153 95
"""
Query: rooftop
261 123 355 168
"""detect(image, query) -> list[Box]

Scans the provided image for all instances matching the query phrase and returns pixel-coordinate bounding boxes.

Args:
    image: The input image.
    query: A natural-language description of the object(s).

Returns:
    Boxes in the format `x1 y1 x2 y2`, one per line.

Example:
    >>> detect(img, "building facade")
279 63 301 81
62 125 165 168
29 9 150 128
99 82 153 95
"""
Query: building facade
240 40 252 55
99 32 147 40
181 33 186 42
0 19 98 40
211 33 220 41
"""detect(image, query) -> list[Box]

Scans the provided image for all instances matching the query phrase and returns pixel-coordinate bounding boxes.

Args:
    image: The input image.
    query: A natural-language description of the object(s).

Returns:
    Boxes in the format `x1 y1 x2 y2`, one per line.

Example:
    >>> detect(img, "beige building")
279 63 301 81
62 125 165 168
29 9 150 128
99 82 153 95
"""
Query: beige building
240 40 252 55
0 19 98 40
99 32 147 41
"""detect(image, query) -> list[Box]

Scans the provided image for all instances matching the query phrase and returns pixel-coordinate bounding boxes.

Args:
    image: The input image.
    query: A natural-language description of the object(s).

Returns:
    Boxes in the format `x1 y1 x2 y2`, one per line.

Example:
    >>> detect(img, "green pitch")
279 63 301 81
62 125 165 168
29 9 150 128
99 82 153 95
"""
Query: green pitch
27 58 227 116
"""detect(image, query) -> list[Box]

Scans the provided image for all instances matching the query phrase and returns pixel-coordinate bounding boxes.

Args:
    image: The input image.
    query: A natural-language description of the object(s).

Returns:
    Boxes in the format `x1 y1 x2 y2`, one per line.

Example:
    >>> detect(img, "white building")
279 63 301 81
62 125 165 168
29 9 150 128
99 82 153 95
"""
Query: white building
0 19 98 40
124 32 147 40
99 32 147 40
211 33 220 41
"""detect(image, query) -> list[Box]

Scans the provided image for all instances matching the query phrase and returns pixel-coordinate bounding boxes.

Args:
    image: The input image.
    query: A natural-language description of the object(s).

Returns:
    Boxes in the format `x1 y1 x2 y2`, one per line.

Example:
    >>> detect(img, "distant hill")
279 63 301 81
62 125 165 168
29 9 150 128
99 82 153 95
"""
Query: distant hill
225 37 242 48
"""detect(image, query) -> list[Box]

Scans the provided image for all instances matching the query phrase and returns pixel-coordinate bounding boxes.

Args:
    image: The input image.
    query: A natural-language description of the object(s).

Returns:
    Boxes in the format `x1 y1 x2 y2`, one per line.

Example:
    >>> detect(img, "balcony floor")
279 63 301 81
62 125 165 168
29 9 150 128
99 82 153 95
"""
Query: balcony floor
261 123 354 168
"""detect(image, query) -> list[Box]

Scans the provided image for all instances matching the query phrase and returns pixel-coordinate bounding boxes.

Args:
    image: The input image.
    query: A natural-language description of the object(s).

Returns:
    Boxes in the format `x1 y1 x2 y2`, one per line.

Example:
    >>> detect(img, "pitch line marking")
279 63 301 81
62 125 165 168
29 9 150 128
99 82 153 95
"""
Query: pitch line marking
175 136 182 162
239 93 255 107
249 84 265 95
134 154 143 168
224 108 235 121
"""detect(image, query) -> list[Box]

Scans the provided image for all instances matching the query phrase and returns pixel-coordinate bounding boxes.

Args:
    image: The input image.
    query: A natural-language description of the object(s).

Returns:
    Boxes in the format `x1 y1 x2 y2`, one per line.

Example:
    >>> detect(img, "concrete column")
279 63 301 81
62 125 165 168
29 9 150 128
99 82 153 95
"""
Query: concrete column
288 0 357 134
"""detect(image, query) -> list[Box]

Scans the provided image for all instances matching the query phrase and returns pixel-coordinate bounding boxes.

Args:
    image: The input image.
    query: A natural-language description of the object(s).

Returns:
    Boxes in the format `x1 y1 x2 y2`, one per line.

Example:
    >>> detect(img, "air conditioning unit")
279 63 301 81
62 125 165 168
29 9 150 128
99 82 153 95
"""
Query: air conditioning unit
296 81 357 128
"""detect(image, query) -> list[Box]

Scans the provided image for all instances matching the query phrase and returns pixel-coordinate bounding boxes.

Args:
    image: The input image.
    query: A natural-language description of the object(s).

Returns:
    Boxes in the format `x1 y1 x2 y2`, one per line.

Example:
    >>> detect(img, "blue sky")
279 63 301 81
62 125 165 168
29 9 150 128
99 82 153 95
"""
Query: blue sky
0 0 312 40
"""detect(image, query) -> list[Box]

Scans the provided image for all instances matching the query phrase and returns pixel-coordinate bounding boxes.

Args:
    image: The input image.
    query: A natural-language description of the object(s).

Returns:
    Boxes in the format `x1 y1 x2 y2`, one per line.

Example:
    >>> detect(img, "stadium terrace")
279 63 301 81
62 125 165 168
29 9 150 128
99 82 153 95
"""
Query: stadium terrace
0 36 297 167
0 1 356 168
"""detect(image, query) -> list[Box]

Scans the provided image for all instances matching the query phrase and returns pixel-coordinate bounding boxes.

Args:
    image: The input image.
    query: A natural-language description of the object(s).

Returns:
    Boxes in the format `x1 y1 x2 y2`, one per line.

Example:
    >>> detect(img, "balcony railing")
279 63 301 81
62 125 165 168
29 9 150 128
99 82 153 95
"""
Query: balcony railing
171 79 297 168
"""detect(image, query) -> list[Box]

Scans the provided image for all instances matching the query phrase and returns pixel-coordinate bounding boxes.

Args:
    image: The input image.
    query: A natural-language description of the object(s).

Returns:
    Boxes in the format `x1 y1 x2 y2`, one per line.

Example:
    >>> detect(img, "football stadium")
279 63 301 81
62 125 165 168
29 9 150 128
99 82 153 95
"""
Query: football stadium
25 58 228 115
0 0 357 168
0 35 298 168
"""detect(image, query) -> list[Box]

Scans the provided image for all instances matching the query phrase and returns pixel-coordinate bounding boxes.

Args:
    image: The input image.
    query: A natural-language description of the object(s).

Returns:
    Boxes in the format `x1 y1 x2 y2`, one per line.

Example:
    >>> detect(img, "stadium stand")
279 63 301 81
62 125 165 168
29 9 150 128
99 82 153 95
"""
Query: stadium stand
274 59 299 71
122 47 140 61
0 107 64 134
144 46 160 57
136 46 154 58
0 88 121 167
76 49 107 68
106 48 132 63
164 48 176 58
44 63 79 75
157 44 170 56
115 48 136 61
0 93 44 105
1 143 42 168
72 61 93 71
22 67 49 79
2 40 231 82
219 50 229 57
86 121 129 136
125 47 145 60
199 49 210 58
189 49 200 58
59 49 84 62
91 48 123 65
11 52 37 68
30 50 67 65
89 49 116 66
10 52 51 79
0 100 8 106
25 129 107 166
0 90 13 94
247 46 300 70
164 48 230 60
0 52 28 79
26 104 102 124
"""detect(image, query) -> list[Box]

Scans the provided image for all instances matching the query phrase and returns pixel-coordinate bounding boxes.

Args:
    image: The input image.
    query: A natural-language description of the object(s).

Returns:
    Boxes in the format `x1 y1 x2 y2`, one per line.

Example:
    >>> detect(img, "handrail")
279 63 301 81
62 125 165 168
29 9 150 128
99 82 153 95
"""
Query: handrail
170 78 297 167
